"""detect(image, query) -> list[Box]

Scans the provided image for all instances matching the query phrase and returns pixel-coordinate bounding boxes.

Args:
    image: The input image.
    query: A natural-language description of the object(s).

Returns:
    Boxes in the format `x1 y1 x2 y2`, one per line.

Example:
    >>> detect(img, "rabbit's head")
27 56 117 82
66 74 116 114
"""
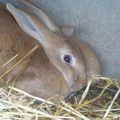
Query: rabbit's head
6 1 87 92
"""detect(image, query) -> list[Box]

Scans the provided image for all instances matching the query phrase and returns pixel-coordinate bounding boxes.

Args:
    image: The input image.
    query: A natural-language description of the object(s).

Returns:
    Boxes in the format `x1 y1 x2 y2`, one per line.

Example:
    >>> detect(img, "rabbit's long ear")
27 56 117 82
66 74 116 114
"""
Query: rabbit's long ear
6 3 39 40
17 0 60 33
6 3 55 48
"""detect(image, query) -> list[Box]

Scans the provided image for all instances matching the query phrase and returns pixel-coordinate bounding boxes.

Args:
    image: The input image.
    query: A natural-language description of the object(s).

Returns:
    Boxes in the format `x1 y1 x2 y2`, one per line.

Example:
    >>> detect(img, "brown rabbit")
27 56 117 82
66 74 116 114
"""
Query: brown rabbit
0 1 101 102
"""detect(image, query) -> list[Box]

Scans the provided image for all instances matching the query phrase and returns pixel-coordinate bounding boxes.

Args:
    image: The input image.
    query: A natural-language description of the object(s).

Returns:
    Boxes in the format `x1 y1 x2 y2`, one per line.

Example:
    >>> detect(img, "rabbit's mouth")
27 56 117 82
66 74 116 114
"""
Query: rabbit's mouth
70 75 87 92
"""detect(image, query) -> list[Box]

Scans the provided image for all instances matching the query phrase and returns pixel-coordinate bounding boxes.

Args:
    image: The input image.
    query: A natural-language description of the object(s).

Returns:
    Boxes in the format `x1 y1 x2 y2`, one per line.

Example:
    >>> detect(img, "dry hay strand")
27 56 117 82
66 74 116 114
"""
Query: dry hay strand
0 46 120 120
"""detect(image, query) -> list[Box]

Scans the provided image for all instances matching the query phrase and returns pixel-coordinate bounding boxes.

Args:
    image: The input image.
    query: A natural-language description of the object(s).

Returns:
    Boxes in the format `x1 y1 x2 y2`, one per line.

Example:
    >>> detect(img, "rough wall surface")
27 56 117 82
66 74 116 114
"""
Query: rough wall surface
0 0 120 79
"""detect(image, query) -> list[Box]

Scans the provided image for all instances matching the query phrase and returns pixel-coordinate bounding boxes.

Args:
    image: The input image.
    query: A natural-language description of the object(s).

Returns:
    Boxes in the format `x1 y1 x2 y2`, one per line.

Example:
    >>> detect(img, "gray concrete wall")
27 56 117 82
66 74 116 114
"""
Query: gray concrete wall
0 0 120 79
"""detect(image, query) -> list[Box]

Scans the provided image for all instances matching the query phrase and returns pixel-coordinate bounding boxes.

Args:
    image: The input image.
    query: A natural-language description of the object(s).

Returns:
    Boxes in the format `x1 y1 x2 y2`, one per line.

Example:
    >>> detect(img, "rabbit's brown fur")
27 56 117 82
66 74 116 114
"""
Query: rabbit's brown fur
0 1 101 102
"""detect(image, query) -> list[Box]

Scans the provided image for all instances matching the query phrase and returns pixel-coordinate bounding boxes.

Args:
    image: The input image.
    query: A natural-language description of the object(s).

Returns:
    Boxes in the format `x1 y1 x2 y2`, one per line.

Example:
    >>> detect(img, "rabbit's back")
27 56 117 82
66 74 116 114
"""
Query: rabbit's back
0 6 34 83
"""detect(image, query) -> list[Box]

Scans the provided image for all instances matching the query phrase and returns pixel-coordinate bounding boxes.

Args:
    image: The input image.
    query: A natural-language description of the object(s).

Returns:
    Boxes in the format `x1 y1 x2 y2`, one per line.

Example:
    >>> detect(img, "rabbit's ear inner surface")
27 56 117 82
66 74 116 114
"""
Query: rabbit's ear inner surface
61 26 74 37
17 0 60 33
6 3 39 40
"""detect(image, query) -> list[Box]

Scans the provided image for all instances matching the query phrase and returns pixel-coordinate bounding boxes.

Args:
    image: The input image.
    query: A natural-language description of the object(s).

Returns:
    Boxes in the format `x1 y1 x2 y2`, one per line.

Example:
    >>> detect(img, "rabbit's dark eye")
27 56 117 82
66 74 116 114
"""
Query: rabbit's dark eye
63 55 72 64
